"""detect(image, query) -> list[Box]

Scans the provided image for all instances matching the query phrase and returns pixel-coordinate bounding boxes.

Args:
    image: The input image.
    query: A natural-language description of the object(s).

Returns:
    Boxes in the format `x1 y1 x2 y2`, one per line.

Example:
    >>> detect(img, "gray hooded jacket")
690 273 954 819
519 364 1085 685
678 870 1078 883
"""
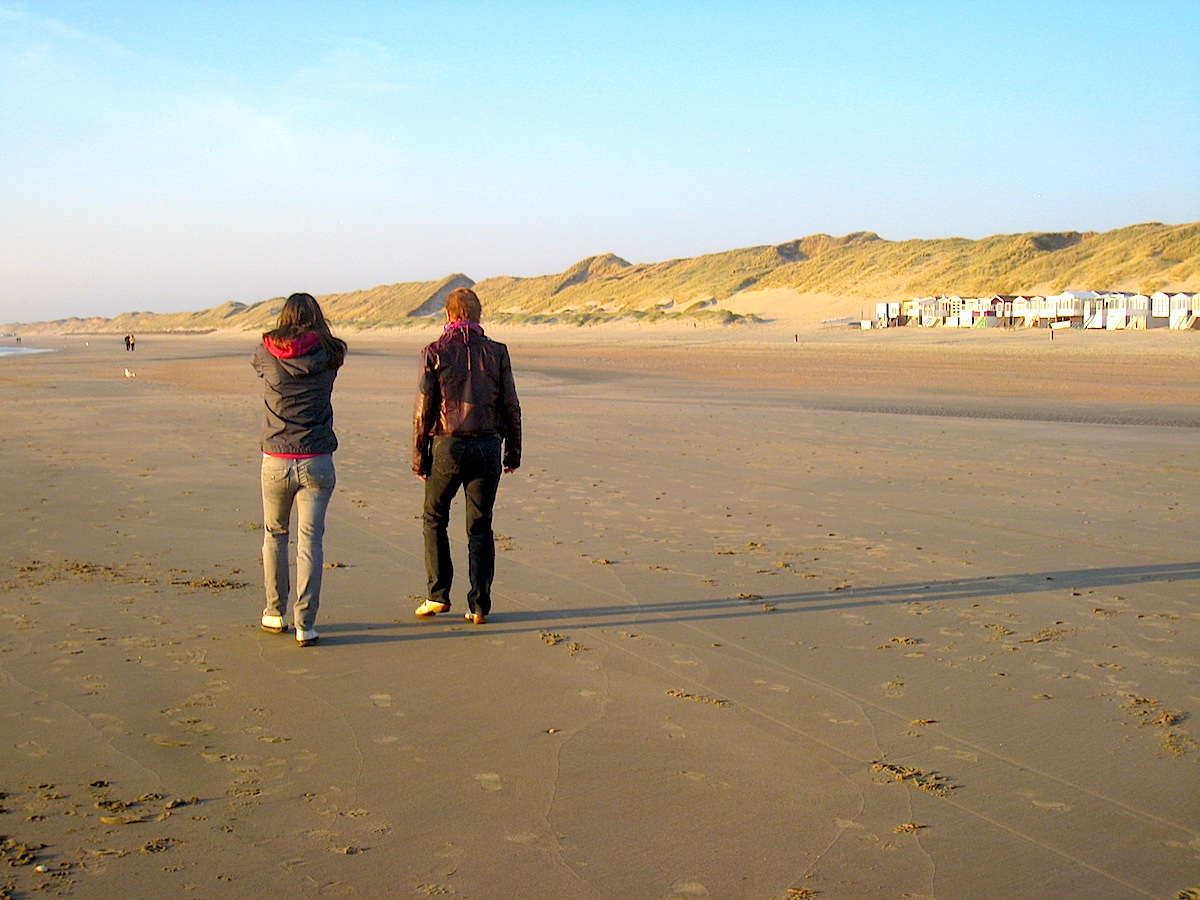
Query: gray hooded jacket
252 332 339 455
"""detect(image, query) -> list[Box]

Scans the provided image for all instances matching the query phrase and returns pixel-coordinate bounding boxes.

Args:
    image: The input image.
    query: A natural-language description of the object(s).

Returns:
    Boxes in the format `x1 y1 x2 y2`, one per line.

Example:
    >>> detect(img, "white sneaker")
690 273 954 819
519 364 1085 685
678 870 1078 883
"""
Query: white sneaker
261 614 286 634
415 600 449 617
296 627 319 647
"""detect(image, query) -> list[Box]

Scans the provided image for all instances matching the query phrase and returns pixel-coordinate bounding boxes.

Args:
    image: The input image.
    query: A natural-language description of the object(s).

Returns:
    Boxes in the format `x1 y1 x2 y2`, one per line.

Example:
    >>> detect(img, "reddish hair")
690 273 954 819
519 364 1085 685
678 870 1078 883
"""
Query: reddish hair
445 287 482 323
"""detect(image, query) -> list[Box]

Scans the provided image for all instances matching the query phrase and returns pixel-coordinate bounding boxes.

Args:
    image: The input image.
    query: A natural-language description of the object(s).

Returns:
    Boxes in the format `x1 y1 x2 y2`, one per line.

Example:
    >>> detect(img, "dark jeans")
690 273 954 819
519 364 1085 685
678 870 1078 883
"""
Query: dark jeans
423 435 503 614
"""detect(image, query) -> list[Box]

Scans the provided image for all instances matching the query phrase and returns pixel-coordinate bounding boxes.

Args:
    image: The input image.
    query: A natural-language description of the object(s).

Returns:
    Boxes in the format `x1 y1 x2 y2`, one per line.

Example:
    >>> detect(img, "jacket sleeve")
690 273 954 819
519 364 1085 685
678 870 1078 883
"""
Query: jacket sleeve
498 347 522 470
251 343 267 378
413 347 440 475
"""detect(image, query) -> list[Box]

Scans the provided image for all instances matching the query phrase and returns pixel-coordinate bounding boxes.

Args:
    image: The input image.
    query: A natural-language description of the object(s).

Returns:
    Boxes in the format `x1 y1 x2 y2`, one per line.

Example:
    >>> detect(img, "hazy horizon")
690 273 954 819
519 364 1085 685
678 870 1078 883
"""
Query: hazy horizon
3 1 1198 322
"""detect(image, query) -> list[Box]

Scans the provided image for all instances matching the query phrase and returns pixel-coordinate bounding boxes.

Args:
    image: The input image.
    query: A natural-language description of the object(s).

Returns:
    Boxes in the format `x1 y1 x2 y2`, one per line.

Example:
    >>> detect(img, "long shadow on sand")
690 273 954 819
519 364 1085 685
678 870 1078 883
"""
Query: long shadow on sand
315 560 1198 645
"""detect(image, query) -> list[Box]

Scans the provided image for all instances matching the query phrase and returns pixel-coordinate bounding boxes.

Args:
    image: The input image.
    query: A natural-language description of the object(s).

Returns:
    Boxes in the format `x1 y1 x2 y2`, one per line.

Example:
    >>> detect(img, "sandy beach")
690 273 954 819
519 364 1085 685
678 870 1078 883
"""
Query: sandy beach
1 326 1197 899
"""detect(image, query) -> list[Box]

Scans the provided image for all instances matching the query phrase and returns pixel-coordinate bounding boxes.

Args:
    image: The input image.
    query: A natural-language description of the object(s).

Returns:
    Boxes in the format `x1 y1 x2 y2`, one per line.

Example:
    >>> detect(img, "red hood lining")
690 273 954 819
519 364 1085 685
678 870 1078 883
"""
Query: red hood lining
265 331 321 359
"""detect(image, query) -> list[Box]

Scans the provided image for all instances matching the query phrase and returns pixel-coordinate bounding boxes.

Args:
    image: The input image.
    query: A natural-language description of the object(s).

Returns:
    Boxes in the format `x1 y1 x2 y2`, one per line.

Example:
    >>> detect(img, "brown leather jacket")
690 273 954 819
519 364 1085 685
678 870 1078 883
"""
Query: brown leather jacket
412 326 522 476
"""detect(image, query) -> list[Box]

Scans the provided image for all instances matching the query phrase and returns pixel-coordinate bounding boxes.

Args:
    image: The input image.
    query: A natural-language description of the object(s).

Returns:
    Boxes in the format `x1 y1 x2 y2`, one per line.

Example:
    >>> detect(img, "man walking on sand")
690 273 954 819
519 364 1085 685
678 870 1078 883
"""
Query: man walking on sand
413 287 521 625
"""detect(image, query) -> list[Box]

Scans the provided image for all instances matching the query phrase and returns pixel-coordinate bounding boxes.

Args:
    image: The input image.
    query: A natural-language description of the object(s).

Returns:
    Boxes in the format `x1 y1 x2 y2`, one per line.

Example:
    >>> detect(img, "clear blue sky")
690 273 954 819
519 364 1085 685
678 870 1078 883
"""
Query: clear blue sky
2 0 1197 321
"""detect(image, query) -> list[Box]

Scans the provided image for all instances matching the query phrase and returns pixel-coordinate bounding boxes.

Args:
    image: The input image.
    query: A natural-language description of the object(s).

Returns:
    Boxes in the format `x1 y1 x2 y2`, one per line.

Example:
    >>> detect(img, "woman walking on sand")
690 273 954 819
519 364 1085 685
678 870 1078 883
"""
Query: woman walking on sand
252 293 346 647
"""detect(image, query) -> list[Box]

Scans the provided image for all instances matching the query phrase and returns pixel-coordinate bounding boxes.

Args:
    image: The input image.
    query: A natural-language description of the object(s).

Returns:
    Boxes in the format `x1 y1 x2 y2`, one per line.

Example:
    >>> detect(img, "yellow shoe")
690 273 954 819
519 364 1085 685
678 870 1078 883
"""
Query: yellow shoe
464 612 487 625
415 600 449 617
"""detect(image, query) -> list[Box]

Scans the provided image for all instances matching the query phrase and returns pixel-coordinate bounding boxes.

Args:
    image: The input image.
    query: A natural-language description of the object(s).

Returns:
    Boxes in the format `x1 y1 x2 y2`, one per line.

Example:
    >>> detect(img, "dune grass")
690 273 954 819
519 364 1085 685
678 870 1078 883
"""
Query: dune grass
10 222 1196 333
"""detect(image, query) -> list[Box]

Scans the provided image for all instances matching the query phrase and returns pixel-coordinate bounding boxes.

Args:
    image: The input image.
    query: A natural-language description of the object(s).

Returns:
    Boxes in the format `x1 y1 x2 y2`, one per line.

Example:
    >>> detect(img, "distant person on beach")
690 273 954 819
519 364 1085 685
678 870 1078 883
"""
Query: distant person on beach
413 287 521 625
252 293 347 647
129 334 136 351
124 334 131 351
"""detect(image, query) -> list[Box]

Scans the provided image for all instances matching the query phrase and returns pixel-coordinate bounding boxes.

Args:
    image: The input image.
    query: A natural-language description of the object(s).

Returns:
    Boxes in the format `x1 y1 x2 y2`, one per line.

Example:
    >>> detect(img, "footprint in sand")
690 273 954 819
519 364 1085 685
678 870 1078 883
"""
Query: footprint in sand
1017 788 1071 811
761 681 791 693
88 712 123 735
662 721 688 739
664 881 711 898
433 842 466 861
173 718 216 735
1030 798 1072 812
946 749 979 762
473 773 502 792
504 832 539 845
146 734 190 748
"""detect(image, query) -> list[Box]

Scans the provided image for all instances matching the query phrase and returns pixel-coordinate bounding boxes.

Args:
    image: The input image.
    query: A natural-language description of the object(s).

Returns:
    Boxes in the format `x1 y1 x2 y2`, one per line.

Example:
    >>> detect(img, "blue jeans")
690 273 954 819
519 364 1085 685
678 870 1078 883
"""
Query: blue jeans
423 436 502 615
261 454 336 631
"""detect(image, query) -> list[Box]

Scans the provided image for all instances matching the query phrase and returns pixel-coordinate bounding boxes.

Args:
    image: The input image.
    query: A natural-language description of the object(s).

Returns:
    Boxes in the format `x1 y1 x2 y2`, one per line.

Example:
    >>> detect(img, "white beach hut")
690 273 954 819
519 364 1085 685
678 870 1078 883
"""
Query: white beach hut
990 295 1017 327
1155 291 1200 329
1148 292 1171 328
962 295 998 327
1011 296 1038 327
876 301 908 326
1083 294 1107 328
917 296 947 327
1127 293 1152 329
1052 291 1094 326
1101 292 1130 329
942 295 965 328
1176 292 1200 329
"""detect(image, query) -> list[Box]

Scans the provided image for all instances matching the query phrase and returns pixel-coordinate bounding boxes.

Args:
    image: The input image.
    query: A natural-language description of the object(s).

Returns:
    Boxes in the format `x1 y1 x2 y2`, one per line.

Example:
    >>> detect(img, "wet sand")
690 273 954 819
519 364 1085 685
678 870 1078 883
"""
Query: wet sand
1 328 1197 898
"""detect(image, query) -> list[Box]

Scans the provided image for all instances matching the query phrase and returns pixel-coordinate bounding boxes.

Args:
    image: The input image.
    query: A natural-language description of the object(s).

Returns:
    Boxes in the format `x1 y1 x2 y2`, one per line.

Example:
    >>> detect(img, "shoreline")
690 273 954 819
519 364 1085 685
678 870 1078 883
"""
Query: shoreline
10 326 1200 423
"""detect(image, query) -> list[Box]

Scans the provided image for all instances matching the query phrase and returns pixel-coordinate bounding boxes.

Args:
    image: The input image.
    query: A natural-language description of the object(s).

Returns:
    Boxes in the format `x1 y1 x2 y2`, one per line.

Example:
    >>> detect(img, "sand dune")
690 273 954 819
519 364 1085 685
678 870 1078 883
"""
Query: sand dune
7 221 1197 335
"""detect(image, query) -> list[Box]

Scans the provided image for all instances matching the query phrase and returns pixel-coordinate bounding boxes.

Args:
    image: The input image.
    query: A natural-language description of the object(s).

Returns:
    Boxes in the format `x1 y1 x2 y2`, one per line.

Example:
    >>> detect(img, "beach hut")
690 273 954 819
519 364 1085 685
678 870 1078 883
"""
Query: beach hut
916 296 947 327
1083 294 1107 328
1155 291 1200 329
875 301 908 327
1011 296 1038 327
943 295 965 328
1125 293 1151 329
959 295 984 326
1182 293 1200 329
1102 292 1134 329
1179 293 1200 329
1033 293 1056 326
1145 293 1170 328
1051 291 1093 326
990 295 1017 327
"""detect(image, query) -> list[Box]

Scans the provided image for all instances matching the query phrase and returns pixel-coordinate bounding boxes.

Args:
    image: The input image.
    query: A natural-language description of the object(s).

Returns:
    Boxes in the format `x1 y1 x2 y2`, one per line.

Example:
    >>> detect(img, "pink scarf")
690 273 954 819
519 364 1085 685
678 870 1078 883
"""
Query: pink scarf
443 320 484 343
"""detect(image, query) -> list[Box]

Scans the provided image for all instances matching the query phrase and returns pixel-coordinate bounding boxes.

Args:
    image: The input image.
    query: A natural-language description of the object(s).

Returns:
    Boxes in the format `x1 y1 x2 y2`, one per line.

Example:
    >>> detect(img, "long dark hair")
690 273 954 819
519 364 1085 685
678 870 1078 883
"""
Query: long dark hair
264 293 347 368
